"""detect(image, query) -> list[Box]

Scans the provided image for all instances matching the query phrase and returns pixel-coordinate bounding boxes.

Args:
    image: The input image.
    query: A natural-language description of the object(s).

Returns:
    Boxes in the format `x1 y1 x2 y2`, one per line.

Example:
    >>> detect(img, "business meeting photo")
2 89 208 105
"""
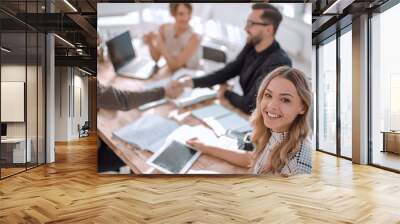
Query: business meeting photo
96 3 312 175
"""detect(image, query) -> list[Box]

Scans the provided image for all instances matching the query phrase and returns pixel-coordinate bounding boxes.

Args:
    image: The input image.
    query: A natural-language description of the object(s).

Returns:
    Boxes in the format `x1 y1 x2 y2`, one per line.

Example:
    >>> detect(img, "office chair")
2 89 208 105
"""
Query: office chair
78 121 90 138
202 46 227 64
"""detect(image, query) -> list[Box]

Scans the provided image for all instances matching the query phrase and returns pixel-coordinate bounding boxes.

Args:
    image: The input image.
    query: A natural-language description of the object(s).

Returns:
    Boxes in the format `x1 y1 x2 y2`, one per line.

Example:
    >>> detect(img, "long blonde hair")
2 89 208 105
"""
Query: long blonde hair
250 66 312 174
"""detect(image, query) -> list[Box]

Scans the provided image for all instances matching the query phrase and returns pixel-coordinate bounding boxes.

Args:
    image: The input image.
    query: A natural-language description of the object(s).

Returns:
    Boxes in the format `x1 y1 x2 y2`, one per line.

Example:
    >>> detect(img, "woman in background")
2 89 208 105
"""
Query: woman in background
143 3 201 71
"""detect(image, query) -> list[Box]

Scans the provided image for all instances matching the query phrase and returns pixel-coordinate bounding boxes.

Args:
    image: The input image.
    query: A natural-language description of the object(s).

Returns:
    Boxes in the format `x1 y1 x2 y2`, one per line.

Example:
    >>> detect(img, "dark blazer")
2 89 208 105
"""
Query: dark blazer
193 40 292 114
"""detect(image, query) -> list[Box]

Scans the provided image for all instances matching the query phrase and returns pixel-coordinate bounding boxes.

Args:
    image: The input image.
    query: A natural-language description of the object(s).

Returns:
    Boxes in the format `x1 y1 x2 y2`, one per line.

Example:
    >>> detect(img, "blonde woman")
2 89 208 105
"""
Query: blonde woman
187 66 313 176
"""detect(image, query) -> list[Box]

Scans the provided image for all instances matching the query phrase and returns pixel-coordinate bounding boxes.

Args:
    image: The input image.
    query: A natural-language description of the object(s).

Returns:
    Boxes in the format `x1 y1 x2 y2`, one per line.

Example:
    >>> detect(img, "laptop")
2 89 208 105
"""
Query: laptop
106 31 156 79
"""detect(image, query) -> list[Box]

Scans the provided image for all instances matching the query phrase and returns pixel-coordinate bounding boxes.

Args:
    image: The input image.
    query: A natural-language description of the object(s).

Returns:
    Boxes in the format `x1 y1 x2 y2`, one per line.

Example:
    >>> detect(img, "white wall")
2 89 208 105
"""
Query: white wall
1 64 46 164
54 67 69 141
54 67 89 141
74 74 89 124
1 65 41 137
1 65 26 139
72 73 89 138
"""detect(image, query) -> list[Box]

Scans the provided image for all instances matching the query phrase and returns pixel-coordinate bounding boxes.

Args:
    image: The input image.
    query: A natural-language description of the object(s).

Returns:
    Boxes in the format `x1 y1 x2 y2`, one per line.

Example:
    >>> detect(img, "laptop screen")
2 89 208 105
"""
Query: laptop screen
106 31 135 69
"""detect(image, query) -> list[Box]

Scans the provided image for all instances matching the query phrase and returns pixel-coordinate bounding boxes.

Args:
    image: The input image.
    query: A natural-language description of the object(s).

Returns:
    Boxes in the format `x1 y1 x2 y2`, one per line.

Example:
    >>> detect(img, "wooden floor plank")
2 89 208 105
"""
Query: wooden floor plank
1 134 400 223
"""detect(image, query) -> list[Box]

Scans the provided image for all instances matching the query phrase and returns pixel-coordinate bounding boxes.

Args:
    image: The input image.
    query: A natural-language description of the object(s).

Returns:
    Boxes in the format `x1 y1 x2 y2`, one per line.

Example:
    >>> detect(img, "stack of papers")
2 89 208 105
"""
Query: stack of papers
191 104 252 136
112 115 179 153
191 104 231 120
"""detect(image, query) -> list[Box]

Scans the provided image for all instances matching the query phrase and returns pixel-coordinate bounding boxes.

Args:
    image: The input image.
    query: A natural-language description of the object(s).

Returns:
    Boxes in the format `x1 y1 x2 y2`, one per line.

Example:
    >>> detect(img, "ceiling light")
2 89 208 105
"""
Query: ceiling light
78 67 93 76
54 34 75 48
1 47 11 53
323 0 341 14
63 0 78 12
323 0 354 15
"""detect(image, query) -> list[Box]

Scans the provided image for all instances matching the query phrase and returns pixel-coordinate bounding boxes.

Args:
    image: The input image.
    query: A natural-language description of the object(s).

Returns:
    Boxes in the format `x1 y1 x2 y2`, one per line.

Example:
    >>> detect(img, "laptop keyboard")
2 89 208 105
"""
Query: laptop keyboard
119 59 155 79
122 59 147 71
136 63 155 75
133 59 149 69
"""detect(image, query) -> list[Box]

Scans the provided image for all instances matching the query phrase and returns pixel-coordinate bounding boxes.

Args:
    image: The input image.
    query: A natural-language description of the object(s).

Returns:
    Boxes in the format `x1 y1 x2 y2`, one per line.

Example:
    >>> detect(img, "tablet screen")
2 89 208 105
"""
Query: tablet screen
152 141 197 173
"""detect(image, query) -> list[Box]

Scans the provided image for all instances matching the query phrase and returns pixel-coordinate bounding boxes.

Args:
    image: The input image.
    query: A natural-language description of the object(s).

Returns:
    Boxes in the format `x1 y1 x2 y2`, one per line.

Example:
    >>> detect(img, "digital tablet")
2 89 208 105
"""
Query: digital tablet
147 140 201 174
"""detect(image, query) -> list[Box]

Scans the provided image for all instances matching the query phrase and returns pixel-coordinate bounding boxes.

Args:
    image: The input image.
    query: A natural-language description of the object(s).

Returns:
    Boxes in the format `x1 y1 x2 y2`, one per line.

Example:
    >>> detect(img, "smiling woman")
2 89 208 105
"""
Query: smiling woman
186 66 313 176
251 66 312 175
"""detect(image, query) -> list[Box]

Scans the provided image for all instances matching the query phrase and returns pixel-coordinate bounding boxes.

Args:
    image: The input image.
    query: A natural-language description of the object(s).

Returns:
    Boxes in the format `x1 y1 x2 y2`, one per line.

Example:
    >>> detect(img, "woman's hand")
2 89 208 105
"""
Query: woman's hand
143 32 156 45
157 35 167 53
187 137 252 168
186 138 211 154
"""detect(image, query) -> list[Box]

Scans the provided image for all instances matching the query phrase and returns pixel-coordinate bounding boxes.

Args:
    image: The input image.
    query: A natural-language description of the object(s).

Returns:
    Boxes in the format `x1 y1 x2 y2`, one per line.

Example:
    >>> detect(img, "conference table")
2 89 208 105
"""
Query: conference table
97 57 250 174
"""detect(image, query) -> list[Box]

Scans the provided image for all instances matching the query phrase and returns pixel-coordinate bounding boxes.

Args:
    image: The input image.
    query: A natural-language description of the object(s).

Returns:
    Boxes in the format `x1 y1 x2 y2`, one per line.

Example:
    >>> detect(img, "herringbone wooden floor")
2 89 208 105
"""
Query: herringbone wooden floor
1 134 400 223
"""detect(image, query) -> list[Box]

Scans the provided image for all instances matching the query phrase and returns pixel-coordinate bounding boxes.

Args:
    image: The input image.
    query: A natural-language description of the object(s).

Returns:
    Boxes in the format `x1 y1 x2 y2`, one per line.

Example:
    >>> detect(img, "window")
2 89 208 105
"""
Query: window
371 3 400 171
317 37 337 154
0 1 46 179
340 28 352 158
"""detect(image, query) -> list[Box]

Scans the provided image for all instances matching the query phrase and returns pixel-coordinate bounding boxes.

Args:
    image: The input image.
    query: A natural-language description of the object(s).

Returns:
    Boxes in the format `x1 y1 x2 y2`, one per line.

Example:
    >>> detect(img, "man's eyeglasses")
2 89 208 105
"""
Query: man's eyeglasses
246 20 271 28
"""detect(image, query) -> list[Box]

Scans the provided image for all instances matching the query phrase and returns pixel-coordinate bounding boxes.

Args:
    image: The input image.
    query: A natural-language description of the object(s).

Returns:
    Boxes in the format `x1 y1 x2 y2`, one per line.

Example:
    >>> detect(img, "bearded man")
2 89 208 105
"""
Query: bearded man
178 3 292 114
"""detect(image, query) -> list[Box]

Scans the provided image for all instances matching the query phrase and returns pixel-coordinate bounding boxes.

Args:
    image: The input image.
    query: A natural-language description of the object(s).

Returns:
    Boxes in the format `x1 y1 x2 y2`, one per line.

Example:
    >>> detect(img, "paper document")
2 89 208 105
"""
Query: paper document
143 68 205 90
204 113 252 136
171 88 216 108
162 125 240 151
163 125 220 148
173 68 205 80
191 104 231 120
138 98 167 111
112 115 179 153
138 88 216 110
